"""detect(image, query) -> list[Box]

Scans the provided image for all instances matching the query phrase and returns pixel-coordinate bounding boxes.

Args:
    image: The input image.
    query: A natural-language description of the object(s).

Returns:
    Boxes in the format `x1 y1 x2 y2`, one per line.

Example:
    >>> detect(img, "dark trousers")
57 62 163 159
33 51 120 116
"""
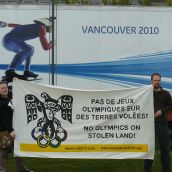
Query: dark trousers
0 149 28 172
144 121 171 172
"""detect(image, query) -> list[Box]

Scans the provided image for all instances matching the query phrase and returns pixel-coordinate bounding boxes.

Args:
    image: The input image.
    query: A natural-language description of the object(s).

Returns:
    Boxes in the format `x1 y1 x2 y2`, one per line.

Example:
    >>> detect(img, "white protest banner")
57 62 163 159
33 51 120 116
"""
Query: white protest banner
13 79 154 159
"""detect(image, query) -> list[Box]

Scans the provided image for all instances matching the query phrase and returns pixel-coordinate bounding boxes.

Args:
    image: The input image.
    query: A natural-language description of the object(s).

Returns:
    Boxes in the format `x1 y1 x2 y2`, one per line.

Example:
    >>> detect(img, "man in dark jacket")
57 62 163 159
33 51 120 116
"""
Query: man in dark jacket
144 73 172 172
0 81 33 172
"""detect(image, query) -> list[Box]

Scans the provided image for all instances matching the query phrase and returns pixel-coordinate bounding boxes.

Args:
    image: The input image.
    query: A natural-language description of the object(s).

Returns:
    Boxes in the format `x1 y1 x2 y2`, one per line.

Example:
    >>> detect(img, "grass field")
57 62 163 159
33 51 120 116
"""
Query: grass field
6 151 172 172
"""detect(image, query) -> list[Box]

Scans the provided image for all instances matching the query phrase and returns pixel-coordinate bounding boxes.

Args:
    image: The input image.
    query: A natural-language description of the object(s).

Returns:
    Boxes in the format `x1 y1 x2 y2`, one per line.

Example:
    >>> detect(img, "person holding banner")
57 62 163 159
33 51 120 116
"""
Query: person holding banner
0 81 33 172
144 73 172 172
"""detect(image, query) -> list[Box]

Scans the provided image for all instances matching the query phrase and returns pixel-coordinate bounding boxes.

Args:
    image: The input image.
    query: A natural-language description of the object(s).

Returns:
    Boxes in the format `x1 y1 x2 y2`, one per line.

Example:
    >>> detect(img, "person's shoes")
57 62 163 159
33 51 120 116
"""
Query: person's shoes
5 69 19 78
5 69 21 82
24 70 38 78
5 69 27 81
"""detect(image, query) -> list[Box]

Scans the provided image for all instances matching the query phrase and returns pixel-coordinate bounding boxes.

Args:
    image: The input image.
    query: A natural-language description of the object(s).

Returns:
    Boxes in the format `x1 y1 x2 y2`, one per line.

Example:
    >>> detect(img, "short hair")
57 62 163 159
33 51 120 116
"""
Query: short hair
151 73 161 80
0 80 8 85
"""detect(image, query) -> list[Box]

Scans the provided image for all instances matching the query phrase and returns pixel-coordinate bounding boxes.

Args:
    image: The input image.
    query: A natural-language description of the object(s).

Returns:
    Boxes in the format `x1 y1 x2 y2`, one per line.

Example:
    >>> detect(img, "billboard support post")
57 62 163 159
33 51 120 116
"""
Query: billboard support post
51 0 55 85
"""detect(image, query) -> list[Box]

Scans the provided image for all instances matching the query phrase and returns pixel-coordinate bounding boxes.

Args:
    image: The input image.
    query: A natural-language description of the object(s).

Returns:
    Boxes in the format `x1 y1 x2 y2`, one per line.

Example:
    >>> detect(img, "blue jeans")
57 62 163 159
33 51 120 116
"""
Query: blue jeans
0 149 28 172
3 34 34 71
144 121 171 172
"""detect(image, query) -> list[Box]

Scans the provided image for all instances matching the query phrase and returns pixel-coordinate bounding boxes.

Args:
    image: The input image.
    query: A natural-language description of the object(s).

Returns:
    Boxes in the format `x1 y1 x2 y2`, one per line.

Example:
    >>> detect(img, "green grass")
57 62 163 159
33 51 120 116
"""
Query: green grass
6 151 172 172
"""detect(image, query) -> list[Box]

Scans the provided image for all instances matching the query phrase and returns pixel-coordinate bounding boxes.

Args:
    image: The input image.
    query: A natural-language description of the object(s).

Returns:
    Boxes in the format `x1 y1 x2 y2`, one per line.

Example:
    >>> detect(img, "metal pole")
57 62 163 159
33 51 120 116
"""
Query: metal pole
51 0 55 85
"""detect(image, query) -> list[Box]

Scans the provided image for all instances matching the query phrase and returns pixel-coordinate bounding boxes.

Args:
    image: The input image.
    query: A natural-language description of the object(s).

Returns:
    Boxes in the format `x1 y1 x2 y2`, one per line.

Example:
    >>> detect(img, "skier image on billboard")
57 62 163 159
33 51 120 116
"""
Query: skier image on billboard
0 18 52 82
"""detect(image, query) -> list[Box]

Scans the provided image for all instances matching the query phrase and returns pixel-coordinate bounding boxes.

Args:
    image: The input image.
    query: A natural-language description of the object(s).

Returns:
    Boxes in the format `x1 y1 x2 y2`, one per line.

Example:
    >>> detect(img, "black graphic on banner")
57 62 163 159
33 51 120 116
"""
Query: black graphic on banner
25 92 73 148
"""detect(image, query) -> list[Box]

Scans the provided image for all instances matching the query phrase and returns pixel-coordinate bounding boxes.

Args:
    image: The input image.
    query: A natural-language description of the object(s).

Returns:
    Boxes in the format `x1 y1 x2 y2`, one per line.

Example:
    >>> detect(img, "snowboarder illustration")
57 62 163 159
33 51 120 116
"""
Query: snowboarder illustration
0 18 53 82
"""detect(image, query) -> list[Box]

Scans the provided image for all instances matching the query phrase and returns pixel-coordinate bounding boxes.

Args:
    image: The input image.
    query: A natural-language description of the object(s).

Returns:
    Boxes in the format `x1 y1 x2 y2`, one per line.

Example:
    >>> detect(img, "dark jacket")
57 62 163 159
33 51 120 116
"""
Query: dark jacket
0 96 13 132
154 88 172 121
